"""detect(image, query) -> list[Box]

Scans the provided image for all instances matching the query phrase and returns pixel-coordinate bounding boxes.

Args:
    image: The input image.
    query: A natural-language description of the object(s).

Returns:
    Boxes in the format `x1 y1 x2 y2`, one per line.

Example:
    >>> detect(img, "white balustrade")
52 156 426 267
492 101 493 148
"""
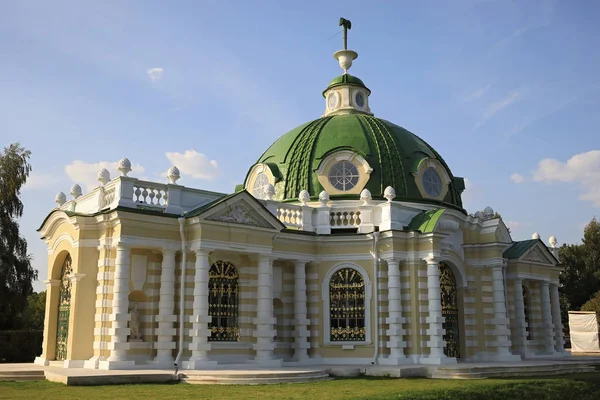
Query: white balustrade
277 205 303 228
133 181 168 208
330 209 361 227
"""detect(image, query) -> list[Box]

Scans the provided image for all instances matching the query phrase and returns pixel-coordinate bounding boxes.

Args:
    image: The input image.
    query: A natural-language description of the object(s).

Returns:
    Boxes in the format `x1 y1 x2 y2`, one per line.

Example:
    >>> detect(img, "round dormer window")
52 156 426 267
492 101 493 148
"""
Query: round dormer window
328 161 360 191
252 173 270 199
355 92 365 108
327 92 340 110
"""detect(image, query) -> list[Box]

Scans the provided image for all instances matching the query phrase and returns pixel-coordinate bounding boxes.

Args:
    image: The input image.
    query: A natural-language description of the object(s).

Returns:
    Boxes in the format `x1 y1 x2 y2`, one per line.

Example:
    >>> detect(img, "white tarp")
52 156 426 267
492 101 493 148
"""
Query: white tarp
568 311 600 353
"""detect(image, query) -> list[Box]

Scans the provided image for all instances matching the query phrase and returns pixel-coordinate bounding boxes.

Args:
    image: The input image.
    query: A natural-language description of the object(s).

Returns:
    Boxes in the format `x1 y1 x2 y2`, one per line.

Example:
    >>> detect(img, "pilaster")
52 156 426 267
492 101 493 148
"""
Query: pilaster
539 281 555 354
252 255 281 366
34 279 60 366
511 278 528 357
489 263 520 361
153 249 177 365
421 257 456 365
293 260 311 362
99 245 135 369
380 258 410 365
550 283 567 355
185 249 217 369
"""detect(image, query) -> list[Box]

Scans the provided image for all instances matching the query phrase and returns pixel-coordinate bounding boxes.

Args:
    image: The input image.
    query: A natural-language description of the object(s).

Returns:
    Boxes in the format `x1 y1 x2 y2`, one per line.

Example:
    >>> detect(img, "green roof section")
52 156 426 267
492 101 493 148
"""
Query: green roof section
323 74 370 97
408 209 445 233
503 239 538 259
248 114 466 212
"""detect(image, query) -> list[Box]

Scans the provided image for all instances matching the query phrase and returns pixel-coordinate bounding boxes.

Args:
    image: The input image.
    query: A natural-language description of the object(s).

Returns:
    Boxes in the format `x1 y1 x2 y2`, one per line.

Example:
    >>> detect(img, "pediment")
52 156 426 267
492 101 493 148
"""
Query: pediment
520 243 557 265
196 191 284 230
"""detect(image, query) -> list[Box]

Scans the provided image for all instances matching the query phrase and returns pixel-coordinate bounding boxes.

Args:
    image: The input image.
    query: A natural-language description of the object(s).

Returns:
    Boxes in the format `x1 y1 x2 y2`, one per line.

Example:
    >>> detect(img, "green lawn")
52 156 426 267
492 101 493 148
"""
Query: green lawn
1 373 600 400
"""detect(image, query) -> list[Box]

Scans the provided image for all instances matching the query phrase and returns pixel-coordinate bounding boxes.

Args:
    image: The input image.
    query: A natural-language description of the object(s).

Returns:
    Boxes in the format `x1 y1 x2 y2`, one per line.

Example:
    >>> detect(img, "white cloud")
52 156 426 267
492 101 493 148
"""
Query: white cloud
64 160 145 192
23 171 64 191
510 173 525 184
463 84 491 102
461 178 483 212
531 150 600 206
165 150 220 181
147 67 164 82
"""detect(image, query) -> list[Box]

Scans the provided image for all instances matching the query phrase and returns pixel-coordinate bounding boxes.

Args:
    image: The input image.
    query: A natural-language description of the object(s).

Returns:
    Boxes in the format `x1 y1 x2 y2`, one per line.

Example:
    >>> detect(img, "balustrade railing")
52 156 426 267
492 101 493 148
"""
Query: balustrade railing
330 210 361 227
277 205 303 228
133 182 168 208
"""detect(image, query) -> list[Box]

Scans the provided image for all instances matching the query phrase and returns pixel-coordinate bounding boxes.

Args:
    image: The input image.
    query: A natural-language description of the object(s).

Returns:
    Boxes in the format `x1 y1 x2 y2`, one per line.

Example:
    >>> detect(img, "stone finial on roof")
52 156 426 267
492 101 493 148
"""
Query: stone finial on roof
532 232 540 240
483 206 494 219
118 158 132 176
474 211 483 219
384 186 396 202
264 184 275 200
318 190 330 206
98 168 110 185
55 192 66 206
298 190 310 206
167 166 180 184
70 184 82 199
549 235 558 248
360 188 372 205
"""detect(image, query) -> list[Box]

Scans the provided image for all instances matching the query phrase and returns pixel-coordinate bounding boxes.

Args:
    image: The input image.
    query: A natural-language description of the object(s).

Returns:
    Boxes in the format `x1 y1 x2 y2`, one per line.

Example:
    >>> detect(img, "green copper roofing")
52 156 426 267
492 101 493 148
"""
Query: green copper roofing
248 114 465 211
323 74 370 96
408 209 445 233
503 239 538 259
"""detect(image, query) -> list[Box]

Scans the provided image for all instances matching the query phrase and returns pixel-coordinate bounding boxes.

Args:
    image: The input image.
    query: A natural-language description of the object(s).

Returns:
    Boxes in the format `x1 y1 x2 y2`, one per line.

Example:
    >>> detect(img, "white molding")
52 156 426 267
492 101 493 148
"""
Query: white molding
322 262 372 346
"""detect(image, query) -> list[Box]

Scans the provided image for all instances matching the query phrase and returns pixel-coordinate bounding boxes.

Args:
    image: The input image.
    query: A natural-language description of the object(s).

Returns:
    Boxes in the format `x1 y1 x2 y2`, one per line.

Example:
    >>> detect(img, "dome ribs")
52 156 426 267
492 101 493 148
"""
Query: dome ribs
283 117 332 200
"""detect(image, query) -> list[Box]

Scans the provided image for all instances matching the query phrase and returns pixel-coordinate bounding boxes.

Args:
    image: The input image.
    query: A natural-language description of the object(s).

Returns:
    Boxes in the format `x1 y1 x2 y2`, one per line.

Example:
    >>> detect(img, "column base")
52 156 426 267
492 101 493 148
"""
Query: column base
182 359 219 370
420 356 457 365
63 360 85 368
250 358 283 367
378 356 414 365
83 358 101 369
34 356 50 366
97 360 136 370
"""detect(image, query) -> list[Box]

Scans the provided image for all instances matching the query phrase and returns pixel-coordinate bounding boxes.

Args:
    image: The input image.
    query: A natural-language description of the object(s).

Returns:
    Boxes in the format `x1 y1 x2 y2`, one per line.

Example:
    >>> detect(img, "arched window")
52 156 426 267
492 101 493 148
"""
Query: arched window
523 285 533 340
439 262 460 358
208 261 239 342
329 267 366 342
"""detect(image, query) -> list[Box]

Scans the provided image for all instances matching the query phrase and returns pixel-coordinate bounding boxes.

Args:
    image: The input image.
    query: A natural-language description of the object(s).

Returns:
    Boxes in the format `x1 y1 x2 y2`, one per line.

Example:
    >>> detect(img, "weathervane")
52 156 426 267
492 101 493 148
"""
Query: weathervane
339 18 352 50
334 18 358 74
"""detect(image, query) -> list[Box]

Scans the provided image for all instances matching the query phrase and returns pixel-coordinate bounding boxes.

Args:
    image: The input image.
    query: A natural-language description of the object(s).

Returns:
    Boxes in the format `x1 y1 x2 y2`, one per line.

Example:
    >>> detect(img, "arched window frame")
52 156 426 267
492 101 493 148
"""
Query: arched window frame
208 260 240 342
322 263 372 346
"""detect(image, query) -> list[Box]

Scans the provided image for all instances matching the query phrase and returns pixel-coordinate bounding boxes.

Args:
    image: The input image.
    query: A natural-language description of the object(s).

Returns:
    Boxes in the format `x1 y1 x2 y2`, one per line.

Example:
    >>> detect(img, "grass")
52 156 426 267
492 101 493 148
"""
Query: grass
1 373 600 400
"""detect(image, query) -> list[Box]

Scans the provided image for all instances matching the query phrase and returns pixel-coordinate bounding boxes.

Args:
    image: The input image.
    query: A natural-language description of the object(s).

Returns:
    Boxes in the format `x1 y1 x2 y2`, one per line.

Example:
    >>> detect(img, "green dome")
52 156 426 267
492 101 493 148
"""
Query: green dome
323 74 370 97
248 114 465 211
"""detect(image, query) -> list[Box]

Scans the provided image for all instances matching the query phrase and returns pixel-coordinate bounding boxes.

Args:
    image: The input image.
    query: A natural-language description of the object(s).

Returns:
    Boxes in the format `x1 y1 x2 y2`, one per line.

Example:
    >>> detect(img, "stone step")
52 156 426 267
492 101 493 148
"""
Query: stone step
181 370 331 385
431 364 595 379
0 370 45 382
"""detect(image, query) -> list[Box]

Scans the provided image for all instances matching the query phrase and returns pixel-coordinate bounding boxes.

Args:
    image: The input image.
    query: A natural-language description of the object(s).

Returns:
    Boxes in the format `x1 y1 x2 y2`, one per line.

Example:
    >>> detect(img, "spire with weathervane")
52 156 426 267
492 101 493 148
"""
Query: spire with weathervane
323 18 372 117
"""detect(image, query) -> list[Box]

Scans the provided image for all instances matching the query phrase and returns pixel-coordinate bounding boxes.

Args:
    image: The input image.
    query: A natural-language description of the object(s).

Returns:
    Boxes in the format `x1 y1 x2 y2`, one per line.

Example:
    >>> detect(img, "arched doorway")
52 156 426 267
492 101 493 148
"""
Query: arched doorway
439 262 460 358
55 254 72 361
208 260 239 342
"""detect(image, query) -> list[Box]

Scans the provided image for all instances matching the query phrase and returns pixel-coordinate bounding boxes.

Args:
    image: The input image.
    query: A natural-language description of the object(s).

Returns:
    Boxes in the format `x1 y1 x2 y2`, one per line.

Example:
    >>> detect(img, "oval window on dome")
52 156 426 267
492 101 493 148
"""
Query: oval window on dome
423 168 442 197
328 161 360 191
355 92 365 108
252 173 270 199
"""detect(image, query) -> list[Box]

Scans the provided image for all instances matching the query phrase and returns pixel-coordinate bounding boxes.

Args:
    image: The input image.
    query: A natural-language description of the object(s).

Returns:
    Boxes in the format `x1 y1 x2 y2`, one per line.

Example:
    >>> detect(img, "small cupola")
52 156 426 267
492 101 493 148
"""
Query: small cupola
322 18 372 116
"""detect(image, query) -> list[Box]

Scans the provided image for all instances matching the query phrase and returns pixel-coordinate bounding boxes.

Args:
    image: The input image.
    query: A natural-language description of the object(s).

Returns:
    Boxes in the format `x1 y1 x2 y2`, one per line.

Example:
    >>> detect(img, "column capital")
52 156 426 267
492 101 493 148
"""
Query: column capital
44 279 60 287
422 256 439 265
193 248 212 257
67 273 86 283
294 260 310 268
540 280 550 288
115 243 131 252
259 254 274 264
513 277 523 284
382 257 402 265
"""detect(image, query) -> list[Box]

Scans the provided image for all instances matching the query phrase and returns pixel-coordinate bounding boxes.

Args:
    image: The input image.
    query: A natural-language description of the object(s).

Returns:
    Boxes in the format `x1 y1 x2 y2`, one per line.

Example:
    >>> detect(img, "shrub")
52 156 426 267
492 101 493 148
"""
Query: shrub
0 330 43 363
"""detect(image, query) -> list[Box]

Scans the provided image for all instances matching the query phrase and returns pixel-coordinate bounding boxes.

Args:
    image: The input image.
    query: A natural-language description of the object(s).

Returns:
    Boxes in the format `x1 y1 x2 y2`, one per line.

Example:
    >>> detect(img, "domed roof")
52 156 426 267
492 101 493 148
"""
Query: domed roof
247 113 465 211
323 74 370 96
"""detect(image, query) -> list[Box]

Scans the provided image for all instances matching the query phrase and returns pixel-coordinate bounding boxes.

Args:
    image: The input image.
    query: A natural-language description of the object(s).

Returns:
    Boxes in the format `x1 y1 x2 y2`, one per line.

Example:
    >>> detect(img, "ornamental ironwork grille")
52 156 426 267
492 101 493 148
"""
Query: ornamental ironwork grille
523 285 533 340
55 254 72 361
208 260 239 342
439 262 460 358
329 267 366 341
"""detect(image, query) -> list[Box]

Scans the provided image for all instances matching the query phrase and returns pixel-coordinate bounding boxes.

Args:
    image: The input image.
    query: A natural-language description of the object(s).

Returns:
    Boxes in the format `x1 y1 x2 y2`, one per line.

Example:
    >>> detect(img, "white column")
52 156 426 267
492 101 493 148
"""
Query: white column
550 283 566 354
422 257 455 365
253 255 281 366
34 279 60 366
153 249 177 364
490 264 519 361
382 258 410 364
186 249 217 369
512 278 528 357
100 245 135 369
293 260 311 362
540 281 554 353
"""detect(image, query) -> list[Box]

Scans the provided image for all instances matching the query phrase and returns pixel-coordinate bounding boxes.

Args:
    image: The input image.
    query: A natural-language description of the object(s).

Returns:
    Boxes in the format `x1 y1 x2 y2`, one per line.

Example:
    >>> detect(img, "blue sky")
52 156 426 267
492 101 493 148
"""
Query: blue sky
2 0 599 292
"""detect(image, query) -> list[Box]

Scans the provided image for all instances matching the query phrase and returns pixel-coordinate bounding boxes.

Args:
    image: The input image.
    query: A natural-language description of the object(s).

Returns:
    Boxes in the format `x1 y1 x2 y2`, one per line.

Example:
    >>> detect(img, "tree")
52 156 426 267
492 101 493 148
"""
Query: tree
581 290 600 318
559 217 600 311
20 291 46 330
0 143 37 330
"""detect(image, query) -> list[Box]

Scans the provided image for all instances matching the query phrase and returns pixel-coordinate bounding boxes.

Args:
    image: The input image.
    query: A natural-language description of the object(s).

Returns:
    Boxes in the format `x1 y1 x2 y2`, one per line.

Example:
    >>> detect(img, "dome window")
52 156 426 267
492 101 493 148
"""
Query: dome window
413 158 451 201
423 168 442 197
354 90 366 109
329 161 360 191
252 173 270 199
